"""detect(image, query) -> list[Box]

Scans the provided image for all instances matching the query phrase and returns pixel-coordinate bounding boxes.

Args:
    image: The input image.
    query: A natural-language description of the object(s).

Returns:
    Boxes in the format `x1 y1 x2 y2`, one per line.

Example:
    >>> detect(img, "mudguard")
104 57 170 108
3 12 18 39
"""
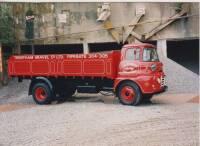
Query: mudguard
28 77 53 95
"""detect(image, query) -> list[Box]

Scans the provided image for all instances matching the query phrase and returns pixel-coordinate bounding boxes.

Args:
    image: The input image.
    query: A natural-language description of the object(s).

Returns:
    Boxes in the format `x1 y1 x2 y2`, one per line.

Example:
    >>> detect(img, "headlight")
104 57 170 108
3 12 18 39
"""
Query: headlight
157 78 161 83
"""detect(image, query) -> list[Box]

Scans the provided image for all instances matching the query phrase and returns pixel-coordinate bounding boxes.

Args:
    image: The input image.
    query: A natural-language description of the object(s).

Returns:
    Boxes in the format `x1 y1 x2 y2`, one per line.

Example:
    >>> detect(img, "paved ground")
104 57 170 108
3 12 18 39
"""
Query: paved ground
0 80 199 146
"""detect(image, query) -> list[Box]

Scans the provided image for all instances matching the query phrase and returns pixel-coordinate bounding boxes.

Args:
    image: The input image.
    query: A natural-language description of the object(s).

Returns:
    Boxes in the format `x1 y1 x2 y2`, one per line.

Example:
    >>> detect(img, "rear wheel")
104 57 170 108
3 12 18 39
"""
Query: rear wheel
32 82 52 104
117 81 141 106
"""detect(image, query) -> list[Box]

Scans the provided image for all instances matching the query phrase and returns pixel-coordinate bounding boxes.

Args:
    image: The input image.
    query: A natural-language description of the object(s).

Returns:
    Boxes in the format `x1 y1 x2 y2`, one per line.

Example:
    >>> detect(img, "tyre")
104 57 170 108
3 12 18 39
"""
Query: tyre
117 81 142 106
32 82 53 105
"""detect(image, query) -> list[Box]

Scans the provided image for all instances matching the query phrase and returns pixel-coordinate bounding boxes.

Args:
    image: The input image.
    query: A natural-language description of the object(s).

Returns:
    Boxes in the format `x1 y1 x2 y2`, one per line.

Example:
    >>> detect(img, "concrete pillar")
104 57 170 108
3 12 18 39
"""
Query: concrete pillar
14 43 21 55
31 44 35 55
83 41 89 54
157 39 167 57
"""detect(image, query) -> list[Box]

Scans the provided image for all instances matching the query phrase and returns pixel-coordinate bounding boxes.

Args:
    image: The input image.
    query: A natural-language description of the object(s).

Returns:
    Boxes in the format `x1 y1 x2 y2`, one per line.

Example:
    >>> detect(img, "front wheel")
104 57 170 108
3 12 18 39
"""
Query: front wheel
117 81 142 106
32 82 53 105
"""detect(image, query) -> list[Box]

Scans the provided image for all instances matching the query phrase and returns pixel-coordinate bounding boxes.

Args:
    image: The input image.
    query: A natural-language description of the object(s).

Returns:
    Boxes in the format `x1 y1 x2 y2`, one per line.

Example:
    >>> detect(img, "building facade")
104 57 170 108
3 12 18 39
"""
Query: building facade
0 2 199 86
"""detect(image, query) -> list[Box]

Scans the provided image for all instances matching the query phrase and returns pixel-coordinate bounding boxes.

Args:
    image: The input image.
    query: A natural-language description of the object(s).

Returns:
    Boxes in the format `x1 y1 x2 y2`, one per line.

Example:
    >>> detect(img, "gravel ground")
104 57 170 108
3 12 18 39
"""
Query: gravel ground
0 101 199 146
159 55 199 94
0 79 199 146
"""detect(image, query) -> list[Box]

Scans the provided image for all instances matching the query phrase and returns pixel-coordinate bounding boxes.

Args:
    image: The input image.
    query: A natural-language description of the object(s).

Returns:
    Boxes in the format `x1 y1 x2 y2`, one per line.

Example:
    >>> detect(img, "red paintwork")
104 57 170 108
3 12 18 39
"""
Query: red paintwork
35 87 46 101
121 86 135 102
8 51 121 79
8 43 166 94
114 43 165 94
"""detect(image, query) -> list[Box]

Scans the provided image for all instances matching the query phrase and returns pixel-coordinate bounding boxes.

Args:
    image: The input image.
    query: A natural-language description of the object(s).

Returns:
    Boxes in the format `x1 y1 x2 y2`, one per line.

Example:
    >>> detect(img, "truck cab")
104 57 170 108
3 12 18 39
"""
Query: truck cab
114 43 167 105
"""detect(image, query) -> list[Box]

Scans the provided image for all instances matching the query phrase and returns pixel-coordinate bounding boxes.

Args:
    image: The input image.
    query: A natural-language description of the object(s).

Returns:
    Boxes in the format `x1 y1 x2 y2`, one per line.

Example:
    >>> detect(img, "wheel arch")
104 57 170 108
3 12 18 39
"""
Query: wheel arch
28 77 53 95
115 79 142 95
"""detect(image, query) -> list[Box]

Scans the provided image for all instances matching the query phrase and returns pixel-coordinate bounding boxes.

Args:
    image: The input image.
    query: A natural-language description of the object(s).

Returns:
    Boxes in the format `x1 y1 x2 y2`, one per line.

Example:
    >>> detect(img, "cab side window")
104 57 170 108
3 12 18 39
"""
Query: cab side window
125 48 140 60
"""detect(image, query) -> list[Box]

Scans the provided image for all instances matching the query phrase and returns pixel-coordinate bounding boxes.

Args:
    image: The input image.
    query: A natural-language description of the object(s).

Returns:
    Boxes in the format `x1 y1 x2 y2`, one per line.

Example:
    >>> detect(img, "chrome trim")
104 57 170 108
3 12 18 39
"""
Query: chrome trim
161 76 166 87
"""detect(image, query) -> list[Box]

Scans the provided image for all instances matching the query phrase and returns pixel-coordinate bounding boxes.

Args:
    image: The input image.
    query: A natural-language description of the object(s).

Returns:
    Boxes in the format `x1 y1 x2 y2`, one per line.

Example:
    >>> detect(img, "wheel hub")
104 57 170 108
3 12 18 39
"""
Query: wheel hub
121 86 135 102
35 87 47 101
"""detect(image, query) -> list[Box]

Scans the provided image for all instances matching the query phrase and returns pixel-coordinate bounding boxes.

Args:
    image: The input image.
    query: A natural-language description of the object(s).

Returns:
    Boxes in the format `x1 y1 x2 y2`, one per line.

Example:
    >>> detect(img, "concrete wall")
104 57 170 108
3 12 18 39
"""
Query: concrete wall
4 2 200 45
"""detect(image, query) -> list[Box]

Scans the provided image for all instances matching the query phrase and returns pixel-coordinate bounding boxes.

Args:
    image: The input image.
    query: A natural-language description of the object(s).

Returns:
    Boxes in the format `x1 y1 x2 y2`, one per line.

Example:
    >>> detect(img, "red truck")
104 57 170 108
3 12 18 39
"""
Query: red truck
8 43 167 106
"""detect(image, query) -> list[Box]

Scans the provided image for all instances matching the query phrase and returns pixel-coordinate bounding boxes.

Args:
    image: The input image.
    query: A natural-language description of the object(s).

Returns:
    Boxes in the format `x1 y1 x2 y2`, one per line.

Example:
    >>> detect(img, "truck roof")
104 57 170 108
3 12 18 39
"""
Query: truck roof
123 43 155 48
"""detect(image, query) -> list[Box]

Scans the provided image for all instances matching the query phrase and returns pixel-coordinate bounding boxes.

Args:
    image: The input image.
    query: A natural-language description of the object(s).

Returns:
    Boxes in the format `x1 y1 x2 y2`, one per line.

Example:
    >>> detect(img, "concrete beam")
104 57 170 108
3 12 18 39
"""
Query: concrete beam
123 14 144 43
145 4 189 40
130 31 142 41
103 20 121 44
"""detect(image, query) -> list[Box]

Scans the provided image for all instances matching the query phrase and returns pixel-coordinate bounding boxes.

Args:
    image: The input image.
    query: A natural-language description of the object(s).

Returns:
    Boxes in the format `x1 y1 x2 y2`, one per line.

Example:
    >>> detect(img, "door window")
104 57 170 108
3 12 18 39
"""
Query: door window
125 48 140 60
143 48 159 62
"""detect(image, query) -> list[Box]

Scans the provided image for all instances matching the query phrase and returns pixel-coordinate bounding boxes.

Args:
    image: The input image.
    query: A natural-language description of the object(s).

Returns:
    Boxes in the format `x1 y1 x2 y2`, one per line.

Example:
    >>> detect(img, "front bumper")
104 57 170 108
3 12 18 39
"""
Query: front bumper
152 75 167 93
140 74 167 94
154 85 168 94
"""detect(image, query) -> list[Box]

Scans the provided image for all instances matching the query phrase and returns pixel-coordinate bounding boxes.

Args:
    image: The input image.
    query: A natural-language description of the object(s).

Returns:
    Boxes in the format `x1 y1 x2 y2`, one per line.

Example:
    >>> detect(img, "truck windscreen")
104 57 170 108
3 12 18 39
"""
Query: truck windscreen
125 48 140 60
143 48 159 62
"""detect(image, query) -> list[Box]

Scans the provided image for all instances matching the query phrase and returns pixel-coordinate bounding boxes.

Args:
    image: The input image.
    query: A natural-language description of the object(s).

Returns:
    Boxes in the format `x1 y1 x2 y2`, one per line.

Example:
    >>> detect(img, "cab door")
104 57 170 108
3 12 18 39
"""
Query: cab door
118 47 141 77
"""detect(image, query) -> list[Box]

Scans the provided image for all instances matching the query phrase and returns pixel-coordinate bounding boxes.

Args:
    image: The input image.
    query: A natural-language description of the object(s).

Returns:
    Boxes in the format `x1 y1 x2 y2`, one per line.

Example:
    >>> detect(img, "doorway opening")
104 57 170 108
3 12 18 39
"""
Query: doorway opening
167 39 199 74
89 42 123 52
21 44 84 54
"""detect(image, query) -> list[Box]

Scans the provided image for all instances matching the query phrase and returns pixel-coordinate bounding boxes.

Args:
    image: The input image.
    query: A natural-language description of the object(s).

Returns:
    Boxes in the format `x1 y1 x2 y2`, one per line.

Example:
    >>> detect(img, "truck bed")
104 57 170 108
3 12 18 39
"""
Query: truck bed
8 51 121 79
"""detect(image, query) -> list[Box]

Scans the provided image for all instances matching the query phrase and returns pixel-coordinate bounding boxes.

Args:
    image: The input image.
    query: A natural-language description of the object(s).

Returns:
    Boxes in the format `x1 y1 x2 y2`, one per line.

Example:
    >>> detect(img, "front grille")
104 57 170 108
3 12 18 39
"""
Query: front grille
161 76 166 87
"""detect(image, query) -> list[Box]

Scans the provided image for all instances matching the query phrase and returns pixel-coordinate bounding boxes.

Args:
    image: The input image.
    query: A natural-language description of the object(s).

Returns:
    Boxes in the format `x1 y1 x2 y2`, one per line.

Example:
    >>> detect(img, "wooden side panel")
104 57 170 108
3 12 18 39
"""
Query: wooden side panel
83 60 105 75
62 60 82 75
14 61 31 75
8 62 13 75
8 51 121 79
50 61 56 75
32 60 49 75
106 61 112 75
